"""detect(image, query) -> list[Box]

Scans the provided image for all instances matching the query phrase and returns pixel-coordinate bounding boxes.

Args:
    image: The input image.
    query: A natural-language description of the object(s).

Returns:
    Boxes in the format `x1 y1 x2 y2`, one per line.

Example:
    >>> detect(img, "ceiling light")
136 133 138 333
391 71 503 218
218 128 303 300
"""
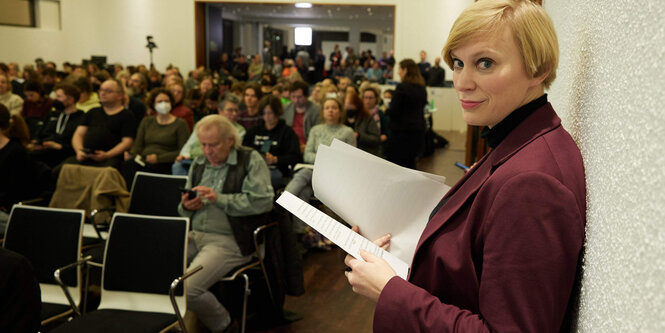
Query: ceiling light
295 3 312 8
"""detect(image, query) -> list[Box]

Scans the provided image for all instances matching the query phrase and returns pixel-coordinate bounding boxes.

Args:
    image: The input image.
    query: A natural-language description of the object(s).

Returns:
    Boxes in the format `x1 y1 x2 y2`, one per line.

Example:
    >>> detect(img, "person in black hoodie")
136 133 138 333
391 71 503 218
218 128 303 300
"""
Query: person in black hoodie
243 95 301 189
384 58 427 168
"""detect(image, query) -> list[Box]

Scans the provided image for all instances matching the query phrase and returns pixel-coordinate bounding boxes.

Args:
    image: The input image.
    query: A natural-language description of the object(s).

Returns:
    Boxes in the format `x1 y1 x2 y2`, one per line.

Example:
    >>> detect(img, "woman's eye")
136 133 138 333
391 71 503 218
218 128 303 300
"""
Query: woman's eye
452 59 464 70
477 58 494 70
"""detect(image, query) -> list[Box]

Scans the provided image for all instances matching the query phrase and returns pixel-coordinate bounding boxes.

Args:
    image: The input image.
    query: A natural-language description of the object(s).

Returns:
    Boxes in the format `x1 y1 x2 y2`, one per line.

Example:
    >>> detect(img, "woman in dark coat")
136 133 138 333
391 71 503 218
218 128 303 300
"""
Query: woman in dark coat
384 58 427 169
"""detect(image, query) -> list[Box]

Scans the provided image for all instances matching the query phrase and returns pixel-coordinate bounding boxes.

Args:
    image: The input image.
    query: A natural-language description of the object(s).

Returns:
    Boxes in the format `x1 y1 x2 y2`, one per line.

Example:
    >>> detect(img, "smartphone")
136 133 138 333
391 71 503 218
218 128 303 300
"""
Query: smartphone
81 147 93 154
260 140 273 154
178 187 197 200
454 161 470 171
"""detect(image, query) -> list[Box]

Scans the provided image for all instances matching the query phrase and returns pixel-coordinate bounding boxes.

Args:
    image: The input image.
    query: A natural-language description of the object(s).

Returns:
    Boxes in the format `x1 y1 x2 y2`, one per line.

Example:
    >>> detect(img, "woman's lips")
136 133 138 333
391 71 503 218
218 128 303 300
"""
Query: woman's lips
460 100 483 109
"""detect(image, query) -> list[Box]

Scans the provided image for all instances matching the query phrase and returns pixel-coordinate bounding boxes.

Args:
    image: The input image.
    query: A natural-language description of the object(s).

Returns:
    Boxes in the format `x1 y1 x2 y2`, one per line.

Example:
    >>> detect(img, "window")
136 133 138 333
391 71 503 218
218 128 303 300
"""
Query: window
0 0 36 27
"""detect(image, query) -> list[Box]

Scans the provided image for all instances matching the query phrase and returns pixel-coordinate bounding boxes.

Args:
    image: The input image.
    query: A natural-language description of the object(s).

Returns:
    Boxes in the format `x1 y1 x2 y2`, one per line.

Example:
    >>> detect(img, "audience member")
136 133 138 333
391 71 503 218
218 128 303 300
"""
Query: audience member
345 92 381 156
0 105 37 215
236 83 263 129
0 248 41 333
284 97 356 234
282 80 321 153
417 50 431 83
121 88 189 185
428 56 446 87
173 95 245 176
127 72 148 102
385 59 427 169
243 95 301 189
0 72 23 116
68 79 136 169
361 85 389 150
71 75 101 112
365 60 384 83
178 114 273 333
30 83 84 167
167 81 194 130
248 54 264 82
21 80 53 138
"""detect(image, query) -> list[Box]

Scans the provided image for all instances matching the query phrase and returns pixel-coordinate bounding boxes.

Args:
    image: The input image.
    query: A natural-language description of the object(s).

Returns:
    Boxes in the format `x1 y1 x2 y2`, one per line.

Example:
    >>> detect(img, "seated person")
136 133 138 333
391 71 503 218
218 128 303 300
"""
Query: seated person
121 88 189 186
243 95 302 189
30 83 85 168
167 81 194 131
236 82 263 130
284 97 356 234
0 105 35 226
21 80 54 138
344 92 381 156
67 79 136 170
172 95 244 175
178 114 273 333
71 75 101 112
0 248 41 333
282 80 321 153
0 72 23 116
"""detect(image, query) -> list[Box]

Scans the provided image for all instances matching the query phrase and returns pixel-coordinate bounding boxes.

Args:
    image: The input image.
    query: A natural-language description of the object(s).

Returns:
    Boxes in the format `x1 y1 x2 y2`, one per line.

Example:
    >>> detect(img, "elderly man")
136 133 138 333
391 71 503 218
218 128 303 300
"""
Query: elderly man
178 114 273 332
172 95 245 175
281 80 321 152
69 79 136 169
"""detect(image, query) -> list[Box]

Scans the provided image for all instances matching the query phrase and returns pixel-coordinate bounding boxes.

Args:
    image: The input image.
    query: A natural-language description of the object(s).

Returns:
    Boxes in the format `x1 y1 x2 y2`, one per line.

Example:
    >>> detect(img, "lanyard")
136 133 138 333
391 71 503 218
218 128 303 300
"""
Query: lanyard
55 112 70 135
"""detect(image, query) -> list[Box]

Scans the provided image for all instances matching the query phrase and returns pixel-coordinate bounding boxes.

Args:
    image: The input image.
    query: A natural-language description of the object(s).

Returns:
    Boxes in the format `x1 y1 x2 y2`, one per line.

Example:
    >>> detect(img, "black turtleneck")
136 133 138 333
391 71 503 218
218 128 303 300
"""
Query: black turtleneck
480 94 548 148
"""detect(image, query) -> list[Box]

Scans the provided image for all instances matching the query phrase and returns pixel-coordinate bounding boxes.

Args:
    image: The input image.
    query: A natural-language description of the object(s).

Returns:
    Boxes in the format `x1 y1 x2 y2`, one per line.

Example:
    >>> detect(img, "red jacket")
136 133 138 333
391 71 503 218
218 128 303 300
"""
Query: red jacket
374 103 586 332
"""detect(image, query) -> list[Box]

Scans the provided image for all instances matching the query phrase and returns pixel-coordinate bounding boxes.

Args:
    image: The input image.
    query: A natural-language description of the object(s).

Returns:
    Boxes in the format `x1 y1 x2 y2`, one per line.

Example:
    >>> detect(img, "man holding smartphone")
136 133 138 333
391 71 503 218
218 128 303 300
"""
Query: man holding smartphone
177 114 273 332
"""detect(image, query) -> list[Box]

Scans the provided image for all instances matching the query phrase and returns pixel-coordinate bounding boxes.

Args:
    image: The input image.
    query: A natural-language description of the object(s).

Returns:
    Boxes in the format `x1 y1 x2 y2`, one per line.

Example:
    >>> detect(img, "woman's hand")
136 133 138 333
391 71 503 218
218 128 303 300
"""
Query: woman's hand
344 226 396 301
192 185 218 203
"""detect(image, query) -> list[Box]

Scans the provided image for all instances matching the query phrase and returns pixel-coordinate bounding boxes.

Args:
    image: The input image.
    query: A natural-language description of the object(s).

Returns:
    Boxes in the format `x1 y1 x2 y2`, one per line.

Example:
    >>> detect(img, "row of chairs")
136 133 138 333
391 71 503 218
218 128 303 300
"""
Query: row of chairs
2 169 282 332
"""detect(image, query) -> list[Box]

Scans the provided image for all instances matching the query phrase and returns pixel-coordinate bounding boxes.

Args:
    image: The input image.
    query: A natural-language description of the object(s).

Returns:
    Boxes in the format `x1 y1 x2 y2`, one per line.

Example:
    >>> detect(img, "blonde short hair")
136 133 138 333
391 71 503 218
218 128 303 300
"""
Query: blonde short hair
442 0 558 89
195 114 240 149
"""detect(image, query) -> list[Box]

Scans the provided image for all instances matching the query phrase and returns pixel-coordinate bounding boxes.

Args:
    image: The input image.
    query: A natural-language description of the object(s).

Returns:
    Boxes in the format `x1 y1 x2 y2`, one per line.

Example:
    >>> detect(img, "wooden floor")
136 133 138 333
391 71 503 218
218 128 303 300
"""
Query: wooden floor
248 130 466 333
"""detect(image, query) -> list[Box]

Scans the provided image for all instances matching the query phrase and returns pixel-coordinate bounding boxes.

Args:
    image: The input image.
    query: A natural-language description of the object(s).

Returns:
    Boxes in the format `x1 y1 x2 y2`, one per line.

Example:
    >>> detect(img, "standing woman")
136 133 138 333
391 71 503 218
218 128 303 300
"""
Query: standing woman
344 1 586 332
384 59 427 169
122 88 190 186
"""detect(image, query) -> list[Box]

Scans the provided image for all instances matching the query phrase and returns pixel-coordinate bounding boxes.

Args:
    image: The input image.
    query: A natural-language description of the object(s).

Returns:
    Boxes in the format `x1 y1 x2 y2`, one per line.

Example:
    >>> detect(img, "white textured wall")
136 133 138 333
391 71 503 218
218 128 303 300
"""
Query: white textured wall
544 1 665 331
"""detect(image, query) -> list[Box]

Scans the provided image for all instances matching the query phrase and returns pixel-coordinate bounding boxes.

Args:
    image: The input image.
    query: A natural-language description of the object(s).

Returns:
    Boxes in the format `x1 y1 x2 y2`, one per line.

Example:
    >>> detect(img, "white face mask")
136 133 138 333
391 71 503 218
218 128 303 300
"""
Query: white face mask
155 101 172 115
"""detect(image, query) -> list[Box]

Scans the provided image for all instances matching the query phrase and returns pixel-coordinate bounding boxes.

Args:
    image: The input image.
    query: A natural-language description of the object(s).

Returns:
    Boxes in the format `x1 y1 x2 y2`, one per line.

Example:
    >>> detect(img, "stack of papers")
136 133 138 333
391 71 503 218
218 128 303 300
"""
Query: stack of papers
276 139 450 279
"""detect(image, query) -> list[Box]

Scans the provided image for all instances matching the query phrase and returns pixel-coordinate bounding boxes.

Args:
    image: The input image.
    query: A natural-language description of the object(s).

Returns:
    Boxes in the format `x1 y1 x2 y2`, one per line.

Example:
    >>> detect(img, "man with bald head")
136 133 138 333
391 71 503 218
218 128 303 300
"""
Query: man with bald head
68 79 136 168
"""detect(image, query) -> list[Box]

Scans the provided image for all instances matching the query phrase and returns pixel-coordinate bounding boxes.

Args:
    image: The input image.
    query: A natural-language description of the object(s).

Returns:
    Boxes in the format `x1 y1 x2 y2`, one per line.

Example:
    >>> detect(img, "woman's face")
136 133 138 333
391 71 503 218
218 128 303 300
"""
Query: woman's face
200 79 213 93
263 105 278 128
363 90 377 110
244 88 258 108
169 85 184 103
398 66 406 80
323 100 341 124
451 26 544 128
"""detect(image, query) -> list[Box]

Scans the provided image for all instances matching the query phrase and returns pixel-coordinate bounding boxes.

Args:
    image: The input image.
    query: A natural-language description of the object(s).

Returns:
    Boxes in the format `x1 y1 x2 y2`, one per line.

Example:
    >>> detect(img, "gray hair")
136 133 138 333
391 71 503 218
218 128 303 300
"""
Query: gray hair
218 94 241 111
194 114 240 149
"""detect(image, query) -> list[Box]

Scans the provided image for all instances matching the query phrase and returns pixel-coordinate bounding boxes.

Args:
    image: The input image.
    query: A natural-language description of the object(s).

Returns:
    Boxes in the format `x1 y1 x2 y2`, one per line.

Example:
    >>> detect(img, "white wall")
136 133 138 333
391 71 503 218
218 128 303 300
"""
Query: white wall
0 0 195 73
544 0 665 331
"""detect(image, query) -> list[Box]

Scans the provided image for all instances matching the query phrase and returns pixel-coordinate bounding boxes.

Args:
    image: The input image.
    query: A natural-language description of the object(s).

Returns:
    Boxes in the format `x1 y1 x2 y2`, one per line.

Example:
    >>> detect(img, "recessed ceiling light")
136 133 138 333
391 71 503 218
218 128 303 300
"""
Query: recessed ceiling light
295 3 312 8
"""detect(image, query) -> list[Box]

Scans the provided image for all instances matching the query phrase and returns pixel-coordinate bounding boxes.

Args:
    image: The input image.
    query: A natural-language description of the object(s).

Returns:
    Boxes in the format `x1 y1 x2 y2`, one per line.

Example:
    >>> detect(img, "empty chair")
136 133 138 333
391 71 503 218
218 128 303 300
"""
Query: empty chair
51 213 199 333
2 205 85 326
128 171 187 217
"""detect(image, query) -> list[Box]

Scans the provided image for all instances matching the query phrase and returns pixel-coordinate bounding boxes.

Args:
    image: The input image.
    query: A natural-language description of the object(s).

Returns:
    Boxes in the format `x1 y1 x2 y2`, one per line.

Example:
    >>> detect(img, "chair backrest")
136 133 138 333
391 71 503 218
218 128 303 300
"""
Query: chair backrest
128 172 187 217
99 212 189 314
2 205 84 305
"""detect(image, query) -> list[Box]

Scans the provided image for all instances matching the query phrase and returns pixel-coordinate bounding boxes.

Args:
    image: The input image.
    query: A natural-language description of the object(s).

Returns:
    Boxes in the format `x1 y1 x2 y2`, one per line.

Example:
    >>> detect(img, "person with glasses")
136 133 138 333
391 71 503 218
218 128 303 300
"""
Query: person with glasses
67 79 136 169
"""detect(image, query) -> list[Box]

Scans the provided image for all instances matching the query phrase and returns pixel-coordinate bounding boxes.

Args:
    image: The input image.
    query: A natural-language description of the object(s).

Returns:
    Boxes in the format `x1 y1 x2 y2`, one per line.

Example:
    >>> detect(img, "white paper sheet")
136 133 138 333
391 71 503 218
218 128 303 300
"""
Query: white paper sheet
312 139 451 266
276 191 410 279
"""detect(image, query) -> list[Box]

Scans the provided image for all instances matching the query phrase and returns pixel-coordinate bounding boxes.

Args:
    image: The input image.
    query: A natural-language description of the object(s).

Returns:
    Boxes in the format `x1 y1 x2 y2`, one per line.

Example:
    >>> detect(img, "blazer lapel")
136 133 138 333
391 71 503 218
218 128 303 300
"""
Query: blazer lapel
410 103 562 276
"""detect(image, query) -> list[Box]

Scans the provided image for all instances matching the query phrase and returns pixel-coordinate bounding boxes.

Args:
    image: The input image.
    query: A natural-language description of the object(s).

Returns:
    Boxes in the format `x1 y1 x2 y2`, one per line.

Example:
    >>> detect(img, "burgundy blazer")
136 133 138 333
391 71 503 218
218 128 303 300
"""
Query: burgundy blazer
374 103 586 332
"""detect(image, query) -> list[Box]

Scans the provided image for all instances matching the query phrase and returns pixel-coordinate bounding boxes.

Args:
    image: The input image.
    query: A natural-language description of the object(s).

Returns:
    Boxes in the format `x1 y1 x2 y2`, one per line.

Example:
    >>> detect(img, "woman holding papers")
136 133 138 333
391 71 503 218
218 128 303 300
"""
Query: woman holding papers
344 1 586 332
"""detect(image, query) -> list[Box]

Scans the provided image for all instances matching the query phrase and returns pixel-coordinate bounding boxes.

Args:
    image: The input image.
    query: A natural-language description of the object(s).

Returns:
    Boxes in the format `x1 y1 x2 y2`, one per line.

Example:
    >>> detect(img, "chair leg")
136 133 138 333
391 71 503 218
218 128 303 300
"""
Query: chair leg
240 273 250 333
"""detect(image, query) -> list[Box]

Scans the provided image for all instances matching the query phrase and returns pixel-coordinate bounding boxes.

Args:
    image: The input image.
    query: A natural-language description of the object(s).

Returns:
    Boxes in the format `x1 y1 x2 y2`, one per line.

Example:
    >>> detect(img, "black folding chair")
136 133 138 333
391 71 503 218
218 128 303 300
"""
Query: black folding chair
2 205 86 326
128 171 188 217
51 213 201 333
